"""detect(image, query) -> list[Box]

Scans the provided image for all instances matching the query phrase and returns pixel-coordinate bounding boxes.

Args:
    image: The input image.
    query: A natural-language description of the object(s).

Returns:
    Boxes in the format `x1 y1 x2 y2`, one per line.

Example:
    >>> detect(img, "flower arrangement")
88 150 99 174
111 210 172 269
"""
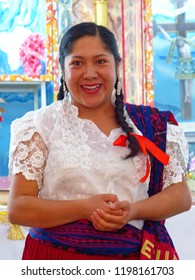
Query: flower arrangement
19 33 45 75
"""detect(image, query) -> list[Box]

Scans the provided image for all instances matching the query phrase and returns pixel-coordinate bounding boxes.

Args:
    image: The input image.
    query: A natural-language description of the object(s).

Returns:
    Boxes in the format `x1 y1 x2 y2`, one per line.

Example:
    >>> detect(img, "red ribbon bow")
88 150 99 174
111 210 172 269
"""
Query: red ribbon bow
113 132 169 183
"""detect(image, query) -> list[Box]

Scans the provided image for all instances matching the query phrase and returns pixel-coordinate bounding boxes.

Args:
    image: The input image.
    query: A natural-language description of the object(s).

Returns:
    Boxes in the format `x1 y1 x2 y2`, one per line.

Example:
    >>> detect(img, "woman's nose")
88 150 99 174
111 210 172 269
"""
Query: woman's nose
83 64 98 79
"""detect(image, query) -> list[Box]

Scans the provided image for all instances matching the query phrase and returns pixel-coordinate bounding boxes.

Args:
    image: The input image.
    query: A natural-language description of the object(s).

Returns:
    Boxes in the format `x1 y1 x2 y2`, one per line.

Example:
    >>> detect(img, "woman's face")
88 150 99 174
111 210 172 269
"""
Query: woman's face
63 35 118 111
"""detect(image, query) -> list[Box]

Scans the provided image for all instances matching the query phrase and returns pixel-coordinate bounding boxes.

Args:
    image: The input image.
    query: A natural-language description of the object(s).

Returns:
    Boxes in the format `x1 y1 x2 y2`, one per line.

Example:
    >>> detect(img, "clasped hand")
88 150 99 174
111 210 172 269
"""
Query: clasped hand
86 194 131 232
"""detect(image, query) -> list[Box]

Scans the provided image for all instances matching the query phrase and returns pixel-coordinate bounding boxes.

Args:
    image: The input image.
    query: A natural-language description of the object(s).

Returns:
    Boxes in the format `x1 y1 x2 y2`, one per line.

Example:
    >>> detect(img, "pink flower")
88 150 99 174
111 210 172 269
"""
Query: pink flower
19 33 45 75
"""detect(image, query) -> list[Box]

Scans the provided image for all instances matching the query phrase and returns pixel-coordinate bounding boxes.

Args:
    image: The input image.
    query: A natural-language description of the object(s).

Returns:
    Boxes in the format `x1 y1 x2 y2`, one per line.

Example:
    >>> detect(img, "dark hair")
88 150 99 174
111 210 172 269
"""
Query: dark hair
59 22 121 70
58 22 140 157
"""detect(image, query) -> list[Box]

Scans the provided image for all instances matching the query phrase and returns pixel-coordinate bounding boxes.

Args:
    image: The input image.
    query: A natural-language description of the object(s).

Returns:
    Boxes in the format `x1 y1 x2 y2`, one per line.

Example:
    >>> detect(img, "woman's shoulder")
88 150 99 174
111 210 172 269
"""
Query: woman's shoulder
167 122 188 149
125 103 178 124
12 100 65 126
10 101 64 143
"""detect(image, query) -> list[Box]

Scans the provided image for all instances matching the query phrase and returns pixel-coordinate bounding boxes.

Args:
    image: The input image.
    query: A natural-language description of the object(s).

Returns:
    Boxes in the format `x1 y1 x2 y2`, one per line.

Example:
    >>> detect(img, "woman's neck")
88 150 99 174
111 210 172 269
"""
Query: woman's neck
77 103 119 136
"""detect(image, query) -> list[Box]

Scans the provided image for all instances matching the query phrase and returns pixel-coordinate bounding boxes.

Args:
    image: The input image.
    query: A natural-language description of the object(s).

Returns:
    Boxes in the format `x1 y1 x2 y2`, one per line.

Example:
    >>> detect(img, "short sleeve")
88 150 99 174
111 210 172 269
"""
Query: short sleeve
163 123 189 189
9 112 48 189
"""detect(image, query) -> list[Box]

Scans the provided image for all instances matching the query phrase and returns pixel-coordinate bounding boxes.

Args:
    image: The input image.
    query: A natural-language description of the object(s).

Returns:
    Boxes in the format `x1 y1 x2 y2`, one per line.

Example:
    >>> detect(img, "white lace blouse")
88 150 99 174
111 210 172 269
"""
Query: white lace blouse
9 100 188 229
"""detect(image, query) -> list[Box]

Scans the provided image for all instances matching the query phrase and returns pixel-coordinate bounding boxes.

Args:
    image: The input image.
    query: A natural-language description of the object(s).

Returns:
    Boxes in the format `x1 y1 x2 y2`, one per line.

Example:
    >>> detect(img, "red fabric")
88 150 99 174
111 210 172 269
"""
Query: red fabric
168 113 178 125
140 230 179 260
22 234 139 260
113 133 170 183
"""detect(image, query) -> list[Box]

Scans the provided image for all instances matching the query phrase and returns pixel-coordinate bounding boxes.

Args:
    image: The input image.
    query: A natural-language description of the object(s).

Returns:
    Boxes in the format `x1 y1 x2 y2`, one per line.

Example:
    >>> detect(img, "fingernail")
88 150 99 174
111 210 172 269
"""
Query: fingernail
96 208 102 214
109 203 117 209
93 211 98 218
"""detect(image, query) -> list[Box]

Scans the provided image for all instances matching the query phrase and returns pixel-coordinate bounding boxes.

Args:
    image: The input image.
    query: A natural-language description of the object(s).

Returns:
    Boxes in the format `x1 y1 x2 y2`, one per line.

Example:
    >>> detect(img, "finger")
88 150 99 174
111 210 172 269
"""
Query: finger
107 202 123 215
102 194 118 203
109 201 120 209
115 200 130 211
96 209 125 227
91 214 122 231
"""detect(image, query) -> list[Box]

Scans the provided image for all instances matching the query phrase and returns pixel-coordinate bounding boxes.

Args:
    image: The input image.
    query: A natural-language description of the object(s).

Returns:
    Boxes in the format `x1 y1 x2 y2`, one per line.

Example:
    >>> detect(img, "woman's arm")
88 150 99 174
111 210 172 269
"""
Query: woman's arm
128 175 192 221
91 175 192 231
7 173 122 229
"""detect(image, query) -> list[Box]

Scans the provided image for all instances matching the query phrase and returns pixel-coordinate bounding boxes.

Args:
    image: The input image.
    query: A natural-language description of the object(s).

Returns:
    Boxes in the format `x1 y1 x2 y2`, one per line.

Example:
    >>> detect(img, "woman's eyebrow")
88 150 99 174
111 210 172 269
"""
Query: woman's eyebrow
70 54 110 59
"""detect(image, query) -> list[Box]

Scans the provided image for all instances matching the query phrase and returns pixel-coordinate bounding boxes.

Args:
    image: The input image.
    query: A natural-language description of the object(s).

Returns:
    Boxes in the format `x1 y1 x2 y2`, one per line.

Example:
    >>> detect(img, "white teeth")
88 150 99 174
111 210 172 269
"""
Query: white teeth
82 85 100 90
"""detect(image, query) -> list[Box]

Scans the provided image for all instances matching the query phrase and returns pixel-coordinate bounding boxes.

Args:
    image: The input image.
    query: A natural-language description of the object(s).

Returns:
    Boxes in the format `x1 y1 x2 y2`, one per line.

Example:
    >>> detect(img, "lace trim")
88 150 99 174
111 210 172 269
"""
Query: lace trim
9 109 49 189
60 102 91 169
11 133 48 188
163 123 188 188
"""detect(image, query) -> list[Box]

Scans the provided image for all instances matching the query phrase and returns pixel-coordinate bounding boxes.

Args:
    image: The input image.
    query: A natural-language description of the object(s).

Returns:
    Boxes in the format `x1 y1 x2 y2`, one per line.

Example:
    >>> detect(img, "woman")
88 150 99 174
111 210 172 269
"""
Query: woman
8 22 192 260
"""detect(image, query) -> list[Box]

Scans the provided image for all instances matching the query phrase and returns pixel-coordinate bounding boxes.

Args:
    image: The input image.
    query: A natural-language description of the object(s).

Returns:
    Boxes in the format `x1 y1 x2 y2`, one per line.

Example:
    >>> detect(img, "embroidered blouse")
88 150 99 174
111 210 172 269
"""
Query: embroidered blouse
9 100 188 229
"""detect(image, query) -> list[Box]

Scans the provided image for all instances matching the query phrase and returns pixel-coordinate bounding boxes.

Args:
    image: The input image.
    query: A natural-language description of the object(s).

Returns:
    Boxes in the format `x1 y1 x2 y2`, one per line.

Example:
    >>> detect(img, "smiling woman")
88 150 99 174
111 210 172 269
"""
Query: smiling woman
62 35 118 113
7 22 192 260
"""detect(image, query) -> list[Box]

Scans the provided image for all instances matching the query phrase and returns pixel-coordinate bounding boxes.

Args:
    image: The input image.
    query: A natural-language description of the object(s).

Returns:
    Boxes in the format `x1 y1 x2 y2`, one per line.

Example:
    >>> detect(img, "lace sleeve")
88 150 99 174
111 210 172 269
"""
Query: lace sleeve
9 114 48 189
163 123 189 189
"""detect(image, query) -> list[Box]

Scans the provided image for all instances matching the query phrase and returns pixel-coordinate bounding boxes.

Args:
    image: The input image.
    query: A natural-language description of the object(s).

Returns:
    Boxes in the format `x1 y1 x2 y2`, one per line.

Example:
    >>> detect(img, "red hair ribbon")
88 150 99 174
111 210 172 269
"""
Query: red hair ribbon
113 133 170 183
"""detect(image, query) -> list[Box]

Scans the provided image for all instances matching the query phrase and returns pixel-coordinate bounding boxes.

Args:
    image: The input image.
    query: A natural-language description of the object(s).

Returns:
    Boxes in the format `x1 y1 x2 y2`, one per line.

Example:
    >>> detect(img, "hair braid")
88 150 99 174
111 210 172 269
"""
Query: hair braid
57 76 64 101
114 79 140 158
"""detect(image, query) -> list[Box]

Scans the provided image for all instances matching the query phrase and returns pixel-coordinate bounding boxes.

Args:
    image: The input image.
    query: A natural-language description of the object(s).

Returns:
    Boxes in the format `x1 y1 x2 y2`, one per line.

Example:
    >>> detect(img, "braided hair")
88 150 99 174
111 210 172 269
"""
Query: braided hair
57 76 64 100
114 77 140 158
58 22 140 157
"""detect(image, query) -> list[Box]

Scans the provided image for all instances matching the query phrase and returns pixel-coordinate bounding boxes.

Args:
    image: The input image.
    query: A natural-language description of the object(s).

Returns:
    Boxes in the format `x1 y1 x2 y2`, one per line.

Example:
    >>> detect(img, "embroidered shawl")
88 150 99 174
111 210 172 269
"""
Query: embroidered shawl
126 103 179 260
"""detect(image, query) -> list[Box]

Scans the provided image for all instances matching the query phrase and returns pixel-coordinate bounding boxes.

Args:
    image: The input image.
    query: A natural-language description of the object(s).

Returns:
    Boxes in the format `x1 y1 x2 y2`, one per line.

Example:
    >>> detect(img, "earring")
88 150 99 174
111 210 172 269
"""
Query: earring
63 80 68 97
116 77 122 96
63 79 71 103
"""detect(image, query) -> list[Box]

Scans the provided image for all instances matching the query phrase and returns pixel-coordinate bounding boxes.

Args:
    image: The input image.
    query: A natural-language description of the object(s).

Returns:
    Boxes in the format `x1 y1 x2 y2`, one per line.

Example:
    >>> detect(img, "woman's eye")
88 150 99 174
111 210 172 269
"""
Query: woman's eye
72 61 81 66
97 59 106 64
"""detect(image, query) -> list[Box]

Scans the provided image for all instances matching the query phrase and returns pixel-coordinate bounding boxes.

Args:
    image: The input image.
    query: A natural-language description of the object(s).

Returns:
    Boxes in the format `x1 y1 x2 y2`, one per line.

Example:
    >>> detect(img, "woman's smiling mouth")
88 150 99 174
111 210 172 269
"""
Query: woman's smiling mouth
81 84 102 95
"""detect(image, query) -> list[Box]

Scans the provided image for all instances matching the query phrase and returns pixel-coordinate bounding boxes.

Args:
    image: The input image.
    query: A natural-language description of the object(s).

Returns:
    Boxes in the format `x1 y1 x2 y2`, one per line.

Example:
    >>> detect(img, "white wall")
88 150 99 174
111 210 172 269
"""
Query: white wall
166 205 195 260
